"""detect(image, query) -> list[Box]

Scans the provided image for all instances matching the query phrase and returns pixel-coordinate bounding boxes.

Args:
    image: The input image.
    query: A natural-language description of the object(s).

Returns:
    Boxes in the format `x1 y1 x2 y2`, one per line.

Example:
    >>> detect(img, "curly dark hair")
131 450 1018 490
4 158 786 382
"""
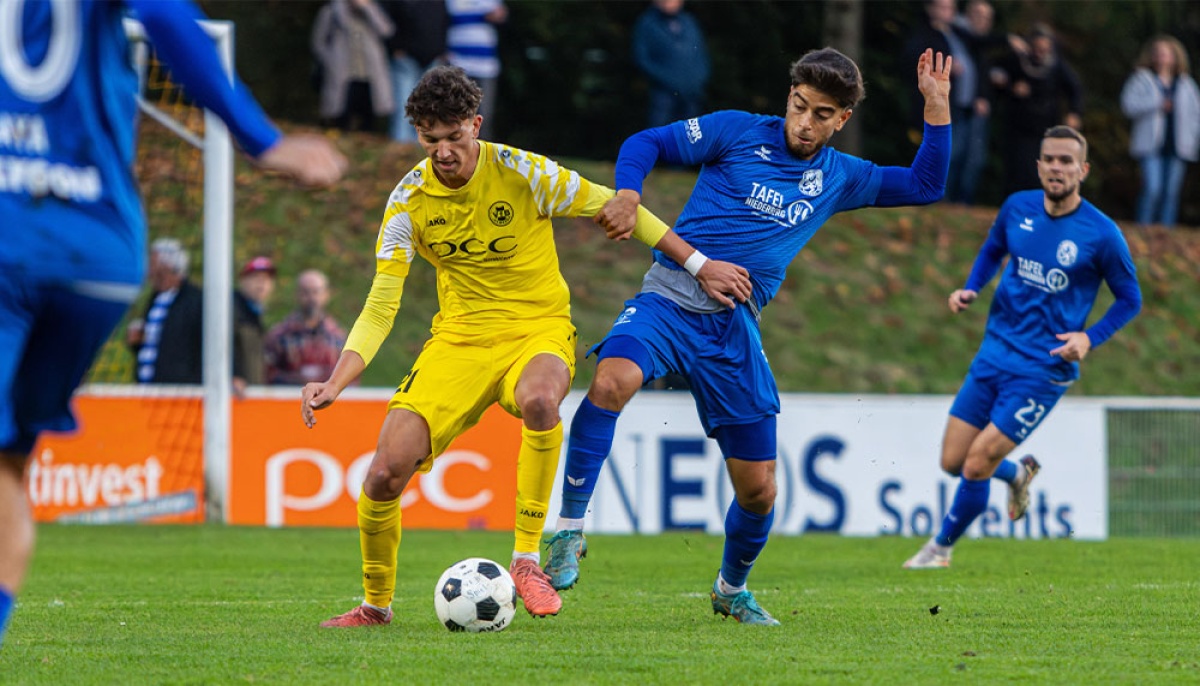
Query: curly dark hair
405 65 483 128
789 48 865 109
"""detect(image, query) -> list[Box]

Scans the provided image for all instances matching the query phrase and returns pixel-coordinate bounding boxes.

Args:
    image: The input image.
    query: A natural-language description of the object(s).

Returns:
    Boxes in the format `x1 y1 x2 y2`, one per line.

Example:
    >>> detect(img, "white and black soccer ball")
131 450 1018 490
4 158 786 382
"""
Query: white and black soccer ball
433 558 516 633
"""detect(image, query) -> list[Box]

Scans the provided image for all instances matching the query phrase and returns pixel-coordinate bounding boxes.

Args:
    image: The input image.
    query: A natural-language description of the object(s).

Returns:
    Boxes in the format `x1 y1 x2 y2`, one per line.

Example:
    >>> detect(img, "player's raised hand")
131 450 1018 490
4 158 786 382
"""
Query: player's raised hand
594 189 641 241
1049 331 1091 362
948 288 977 313
256 133 348 187
917 48 952 126
301 381 341 428
696 260 753 310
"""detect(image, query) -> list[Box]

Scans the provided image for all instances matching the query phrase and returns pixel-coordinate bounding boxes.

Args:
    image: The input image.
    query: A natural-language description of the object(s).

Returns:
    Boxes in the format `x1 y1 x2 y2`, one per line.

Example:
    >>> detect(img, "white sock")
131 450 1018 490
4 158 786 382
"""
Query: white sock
556 517 585 532
512 551 539 564
717 573 745 596
363 601 390 613
1014 462 1027 484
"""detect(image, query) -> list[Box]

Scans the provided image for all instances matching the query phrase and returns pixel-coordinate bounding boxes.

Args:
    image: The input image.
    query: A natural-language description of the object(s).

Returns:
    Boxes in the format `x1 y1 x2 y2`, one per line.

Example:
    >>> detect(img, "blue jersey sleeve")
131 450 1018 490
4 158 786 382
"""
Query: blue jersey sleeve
613 111 758 194
613 127 678 195
872 123 950 207
964 197 1012 292
1084 229 1142 347
127 0 281 157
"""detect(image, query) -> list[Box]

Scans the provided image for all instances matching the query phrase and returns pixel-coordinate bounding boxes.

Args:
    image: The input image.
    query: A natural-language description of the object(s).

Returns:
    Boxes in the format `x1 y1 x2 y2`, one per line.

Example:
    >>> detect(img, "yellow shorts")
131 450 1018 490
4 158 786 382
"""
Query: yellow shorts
388 318 576 468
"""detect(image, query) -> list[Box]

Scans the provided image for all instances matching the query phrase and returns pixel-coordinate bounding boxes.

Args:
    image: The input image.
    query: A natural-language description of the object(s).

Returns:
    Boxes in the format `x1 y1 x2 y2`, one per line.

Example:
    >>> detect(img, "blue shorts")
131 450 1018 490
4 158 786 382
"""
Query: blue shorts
591 292 780 454
1 275 135 454
949 357 1071 445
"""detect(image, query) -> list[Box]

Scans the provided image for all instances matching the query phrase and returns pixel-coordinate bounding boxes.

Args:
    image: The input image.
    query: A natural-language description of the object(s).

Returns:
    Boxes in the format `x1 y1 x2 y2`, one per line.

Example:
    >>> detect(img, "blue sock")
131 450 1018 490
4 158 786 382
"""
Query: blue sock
992 459 1018 484
935 477 990 546
559 397 620 520
0 585 14 648
720 501 773 589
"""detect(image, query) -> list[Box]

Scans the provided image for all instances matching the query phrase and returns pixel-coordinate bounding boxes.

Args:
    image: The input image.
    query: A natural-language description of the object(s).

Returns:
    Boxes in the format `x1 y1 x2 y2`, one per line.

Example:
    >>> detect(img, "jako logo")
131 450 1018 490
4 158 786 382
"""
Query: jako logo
263 449 494 526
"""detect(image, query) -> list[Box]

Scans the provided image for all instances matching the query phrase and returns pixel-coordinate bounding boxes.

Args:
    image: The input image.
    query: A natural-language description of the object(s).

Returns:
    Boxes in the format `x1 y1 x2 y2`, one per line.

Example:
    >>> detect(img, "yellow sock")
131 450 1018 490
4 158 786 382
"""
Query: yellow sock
357 490 401 608
514 422 563 555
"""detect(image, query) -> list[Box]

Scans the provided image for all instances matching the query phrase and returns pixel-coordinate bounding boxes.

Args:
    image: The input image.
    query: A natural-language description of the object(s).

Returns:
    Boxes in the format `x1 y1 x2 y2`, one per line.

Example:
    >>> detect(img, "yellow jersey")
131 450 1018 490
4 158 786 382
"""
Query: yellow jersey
345 141 668 364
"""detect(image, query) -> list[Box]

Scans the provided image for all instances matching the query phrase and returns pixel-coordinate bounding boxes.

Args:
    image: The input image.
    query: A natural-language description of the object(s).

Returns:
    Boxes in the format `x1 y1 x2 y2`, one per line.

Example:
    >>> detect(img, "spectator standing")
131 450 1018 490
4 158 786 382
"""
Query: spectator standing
233 257 277 395
383 0 450 143
127 239 204 384
446 0 507 140
631 0 710 128
947 0 998 205
992 23 1083 195
313 0 395 132
1120 35 1200 228
265 270 348 385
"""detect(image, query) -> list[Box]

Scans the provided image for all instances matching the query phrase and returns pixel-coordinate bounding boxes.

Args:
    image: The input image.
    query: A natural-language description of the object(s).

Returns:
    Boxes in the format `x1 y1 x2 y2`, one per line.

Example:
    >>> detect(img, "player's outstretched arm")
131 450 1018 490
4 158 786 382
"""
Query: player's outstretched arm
588 187 751 308
917 48 952 126
302 351 365 428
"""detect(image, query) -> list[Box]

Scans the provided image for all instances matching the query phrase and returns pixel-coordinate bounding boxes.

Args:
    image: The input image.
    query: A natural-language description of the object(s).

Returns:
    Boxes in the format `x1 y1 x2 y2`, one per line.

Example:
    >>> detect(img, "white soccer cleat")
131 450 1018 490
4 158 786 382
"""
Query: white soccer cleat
1007 455 1041 521
902 539 952 569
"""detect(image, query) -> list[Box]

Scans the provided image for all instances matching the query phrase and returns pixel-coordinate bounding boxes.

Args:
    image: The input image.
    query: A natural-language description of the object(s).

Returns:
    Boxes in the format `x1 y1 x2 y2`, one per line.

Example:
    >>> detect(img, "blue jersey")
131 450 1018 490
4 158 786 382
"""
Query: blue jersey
625 111 948 313
0 0 279 285
659 112 879 310
964 190 1142 382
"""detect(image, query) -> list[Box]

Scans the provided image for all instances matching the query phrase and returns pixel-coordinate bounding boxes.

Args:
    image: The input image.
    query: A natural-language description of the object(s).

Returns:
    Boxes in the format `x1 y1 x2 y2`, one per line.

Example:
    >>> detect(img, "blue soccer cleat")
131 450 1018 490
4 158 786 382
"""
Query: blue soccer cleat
543 529 587 591
710 578 780 626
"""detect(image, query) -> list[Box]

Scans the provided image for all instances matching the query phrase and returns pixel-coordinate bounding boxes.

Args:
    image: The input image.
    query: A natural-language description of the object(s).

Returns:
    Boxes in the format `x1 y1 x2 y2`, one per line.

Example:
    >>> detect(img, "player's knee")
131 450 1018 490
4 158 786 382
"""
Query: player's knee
362 452 418 501
588 371 638 412
518 393 561 430
735 479 776 514
940 455 964 477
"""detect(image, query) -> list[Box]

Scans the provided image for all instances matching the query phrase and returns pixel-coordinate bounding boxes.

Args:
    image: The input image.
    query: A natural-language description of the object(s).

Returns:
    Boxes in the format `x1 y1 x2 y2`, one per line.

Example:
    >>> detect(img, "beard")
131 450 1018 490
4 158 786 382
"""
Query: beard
1043 181 1077 202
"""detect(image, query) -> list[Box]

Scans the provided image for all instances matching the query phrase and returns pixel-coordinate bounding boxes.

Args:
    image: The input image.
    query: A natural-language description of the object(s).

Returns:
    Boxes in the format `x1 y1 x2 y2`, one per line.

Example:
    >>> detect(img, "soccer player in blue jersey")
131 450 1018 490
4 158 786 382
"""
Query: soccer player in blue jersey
542 47 953 625
0 0 346 648
903 126 1141 569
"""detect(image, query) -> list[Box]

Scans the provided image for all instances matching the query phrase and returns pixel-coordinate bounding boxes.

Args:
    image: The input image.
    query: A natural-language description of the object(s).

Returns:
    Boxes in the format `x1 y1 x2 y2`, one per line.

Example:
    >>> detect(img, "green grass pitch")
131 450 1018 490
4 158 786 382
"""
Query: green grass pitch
4 526 1199 684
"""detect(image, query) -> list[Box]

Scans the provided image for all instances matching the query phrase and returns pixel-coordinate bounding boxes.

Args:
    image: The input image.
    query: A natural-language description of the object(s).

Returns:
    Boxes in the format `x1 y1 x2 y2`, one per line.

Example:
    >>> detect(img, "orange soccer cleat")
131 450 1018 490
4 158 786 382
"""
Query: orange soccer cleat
319 604 393 628
510 558 562 618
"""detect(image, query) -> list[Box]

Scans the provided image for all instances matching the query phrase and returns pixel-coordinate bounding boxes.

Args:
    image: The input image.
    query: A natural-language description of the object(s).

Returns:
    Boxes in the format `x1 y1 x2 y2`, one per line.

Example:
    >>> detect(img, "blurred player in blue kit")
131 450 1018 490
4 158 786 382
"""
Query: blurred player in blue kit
544 48 954 625
0 0 346 647
903 125 1141 569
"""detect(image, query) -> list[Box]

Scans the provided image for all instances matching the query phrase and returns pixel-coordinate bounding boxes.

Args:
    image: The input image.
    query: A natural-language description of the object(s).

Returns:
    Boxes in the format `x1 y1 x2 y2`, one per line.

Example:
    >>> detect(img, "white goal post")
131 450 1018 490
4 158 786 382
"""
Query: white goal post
124 17 234 522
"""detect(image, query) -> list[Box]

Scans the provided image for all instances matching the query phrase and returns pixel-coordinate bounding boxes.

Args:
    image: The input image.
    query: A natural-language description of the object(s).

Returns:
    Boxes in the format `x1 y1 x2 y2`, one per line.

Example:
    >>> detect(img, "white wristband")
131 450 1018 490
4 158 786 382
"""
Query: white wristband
683 250 709 276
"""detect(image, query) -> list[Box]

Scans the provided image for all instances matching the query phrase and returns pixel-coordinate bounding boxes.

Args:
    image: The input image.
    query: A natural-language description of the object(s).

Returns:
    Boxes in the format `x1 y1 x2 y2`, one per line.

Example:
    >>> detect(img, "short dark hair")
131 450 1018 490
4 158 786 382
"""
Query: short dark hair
405 65 482 128
789 48 865 109
1043 125 1088 161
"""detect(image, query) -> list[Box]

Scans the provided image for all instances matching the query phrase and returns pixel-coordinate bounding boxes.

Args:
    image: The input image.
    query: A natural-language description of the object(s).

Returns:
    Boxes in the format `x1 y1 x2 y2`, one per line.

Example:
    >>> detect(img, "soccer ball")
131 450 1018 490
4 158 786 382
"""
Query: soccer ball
433 558 516 633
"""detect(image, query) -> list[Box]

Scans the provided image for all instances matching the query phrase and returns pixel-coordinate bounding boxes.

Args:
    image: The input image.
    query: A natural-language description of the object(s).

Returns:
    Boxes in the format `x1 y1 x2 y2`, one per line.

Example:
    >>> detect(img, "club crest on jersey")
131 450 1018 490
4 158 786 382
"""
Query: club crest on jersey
489 201 514 226
685 118 703 144
1056 240 1078 267
798 169 823 197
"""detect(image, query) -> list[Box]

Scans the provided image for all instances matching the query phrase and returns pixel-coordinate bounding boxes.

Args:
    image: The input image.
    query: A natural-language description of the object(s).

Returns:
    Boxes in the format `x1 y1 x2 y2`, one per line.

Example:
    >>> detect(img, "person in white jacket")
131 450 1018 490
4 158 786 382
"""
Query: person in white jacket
1120 35 1200 228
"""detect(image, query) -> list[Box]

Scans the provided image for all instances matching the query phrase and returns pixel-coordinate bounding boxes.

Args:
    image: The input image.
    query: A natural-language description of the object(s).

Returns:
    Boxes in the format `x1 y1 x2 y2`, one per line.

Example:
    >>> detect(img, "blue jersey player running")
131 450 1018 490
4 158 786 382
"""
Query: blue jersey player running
543 48 953 625
903 125 1141 569
0 0 346 648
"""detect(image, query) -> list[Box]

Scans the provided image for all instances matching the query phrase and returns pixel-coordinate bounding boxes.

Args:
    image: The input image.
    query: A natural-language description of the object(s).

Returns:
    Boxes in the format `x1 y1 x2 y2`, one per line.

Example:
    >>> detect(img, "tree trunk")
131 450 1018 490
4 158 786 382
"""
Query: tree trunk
823 0 864 156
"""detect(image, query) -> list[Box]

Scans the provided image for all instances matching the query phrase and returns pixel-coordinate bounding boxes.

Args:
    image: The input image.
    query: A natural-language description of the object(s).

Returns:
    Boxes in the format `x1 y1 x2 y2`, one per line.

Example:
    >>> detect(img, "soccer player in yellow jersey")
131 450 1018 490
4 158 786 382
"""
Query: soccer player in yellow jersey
303 66 751 626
